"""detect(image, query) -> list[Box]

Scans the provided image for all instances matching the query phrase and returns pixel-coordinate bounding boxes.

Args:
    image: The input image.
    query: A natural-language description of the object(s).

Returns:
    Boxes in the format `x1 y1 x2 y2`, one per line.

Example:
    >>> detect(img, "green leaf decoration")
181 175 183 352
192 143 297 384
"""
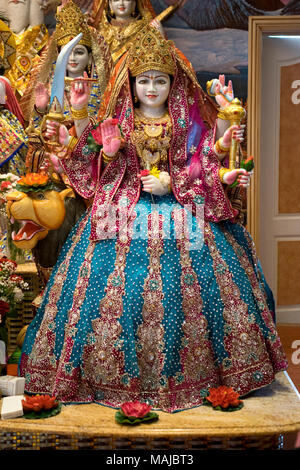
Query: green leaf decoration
7 346 21 364
229 156 255 188
15 183 56 194
23 403 62 420
203 399 244 412
115 410 159 426
87 134 102 153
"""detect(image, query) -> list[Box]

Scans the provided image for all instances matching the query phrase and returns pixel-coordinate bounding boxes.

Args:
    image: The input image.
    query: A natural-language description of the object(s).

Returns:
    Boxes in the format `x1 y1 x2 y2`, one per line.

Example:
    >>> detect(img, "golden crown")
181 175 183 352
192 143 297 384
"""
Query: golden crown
128 26 175 77
55 1 92 49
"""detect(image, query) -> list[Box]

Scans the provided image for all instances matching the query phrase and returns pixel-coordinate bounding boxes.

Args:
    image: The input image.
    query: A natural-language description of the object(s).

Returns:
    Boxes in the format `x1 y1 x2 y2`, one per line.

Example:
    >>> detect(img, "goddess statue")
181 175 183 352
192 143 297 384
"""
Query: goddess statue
16 27 288 412
90 0 184 64
2 0 53 103
24 0 112 180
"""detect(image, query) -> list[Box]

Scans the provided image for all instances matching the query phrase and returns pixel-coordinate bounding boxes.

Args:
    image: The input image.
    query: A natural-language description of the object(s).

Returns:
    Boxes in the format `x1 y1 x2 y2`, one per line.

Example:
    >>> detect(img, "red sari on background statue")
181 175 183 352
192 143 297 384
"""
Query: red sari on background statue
18 27 288 412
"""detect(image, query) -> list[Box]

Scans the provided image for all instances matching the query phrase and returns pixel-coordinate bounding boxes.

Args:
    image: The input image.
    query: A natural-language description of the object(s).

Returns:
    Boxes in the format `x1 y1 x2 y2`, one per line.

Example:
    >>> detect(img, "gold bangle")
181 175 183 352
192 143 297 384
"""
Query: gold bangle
215 138 230 155
71 106 88 120
34 104 48 116
102 150 116 164
219 167 231 184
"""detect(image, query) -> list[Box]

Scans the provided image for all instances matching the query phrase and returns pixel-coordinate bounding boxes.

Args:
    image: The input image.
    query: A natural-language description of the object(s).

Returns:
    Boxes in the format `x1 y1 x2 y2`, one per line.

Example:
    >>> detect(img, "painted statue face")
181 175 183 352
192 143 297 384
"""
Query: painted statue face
135 70 171 110
109 0 136 20
67 45 91 77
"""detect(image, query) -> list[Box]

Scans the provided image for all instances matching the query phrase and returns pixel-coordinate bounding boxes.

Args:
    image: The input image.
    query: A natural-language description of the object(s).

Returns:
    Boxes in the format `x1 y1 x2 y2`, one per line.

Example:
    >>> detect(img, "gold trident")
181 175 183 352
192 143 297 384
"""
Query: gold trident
218 98 246 169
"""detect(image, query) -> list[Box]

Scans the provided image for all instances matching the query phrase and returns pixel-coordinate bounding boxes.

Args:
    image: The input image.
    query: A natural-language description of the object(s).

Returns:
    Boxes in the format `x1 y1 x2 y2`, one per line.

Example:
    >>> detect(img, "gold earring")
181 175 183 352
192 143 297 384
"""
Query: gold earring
134 96 138 104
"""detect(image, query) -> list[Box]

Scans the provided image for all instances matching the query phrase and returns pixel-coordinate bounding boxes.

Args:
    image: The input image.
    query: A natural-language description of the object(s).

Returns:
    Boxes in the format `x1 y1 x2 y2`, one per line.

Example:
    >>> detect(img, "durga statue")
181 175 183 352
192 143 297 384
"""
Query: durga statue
10 24 288 412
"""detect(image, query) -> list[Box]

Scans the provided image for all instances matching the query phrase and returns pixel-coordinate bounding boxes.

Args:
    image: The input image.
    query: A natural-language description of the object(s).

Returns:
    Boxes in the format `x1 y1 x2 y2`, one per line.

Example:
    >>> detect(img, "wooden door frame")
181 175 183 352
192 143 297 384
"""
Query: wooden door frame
247 15 300 251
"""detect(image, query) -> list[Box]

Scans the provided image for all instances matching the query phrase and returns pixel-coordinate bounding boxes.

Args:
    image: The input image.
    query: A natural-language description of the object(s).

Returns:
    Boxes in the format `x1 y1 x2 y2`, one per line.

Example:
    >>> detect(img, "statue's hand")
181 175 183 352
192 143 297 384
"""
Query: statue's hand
141 174 169 196
45 120 70 147
45 152 64 173
214 74 234 109
35 82 50 112
69 72 91 111
100 118 123 158
222 124 245 147
223 169 251 188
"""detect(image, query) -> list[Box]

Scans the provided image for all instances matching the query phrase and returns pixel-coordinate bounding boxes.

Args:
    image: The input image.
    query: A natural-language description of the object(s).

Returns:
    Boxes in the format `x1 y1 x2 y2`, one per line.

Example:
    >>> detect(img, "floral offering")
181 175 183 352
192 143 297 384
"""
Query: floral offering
22 394 61 419
115 401 159 425
0 173 19 204
204 385 243 411
0 256 29 345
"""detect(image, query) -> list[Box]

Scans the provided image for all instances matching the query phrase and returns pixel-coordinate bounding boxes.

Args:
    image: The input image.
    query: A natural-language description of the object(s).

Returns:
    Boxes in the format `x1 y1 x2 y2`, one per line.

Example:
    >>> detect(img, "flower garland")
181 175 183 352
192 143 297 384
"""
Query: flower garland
0 256 29 345
0 173 19 204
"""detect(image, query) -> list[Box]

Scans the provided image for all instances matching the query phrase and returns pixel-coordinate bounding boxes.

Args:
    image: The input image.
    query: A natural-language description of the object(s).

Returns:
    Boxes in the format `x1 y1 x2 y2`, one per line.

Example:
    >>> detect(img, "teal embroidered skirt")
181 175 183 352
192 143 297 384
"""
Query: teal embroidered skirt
19 192 288 412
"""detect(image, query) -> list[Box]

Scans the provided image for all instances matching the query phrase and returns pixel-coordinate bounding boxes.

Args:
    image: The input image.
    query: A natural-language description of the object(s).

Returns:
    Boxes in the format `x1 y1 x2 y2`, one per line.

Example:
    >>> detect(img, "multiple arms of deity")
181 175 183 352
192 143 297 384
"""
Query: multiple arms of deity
43 73 252 195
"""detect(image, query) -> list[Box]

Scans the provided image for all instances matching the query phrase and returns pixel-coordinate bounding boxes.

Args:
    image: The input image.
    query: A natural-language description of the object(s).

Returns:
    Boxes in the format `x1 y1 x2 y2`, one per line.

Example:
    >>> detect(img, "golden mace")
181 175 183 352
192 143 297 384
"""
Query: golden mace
217 98 246 169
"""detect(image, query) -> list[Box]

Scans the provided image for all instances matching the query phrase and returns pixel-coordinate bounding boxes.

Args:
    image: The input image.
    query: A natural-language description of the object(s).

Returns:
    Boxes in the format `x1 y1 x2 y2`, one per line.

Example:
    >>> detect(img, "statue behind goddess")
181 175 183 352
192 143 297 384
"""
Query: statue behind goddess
25 0 112 180
90 0 182 64
2 0 61 100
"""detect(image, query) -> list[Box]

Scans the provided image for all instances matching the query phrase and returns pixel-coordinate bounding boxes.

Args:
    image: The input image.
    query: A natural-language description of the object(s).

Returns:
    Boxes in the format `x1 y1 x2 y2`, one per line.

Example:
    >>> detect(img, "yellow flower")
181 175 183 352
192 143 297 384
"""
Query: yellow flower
149 166 160 178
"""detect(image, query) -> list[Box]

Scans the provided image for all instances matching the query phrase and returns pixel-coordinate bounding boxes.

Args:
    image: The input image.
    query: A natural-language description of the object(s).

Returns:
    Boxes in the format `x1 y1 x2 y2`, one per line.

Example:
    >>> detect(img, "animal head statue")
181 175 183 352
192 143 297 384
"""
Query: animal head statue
6 173 77 250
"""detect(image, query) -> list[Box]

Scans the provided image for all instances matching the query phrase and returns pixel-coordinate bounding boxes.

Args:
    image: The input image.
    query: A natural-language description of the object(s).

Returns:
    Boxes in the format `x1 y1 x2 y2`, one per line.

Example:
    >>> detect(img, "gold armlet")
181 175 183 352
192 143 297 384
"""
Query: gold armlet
71 107 89 120
67 136 78 152
219 167 231 184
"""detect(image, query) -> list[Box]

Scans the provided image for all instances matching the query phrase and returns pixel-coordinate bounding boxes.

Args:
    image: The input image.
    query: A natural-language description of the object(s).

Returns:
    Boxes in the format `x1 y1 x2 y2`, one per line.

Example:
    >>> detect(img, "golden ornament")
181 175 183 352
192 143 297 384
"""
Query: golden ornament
55 0 92 49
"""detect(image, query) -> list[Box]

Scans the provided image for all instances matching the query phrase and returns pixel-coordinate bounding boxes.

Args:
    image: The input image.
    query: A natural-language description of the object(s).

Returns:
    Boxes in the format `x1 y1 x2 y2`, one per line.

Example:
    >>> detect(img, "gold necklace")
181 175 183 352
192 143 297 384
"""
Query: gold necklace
132 109 172 170
135 109 170 138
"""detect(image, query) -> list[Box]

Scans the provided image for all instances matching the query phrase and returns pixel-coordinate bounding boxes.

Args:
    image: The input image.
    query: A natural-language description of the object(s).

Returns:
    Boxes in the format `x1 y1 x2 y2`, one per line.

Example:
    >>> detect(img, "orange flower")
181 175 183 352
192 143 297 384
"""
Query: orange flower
22 394 59 413
18 173 49 187
206 386 241 409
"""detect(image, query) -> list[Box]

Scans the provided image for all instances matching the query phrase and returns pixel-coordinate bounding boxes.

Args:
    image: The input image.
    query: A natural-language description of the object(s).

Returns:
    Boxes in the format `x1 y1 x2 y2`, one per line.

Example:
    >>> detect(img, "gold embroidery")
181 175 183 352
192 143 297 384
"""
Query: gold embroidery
136 210 165 394
172 208 216 382
82 215 136 385
204 222 273 385
223 227 287 366
26 212 90 389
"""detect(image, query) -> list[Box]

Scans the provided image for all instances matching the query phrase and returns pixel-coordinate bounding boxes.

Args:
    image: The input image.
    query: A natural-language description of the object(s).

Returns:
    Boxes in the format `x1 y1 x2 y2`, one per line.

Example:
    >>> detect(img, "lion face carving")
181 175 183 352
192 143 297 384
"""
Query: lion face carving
6 176 76 250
